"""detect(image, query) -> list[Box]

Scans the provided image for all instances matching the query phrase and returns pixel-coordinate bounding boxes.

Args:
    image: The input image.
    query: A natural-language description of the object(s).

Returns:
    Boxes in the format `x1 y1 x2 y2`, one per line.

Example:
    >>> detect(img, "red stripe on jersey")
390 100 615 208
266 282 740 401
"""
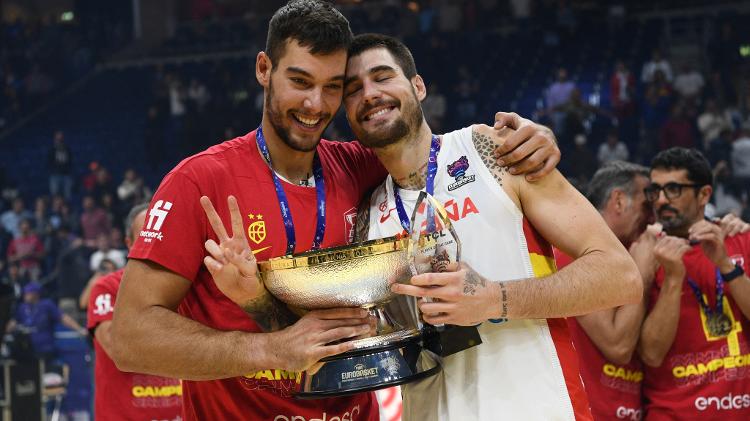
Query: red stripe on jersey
547 318 594 421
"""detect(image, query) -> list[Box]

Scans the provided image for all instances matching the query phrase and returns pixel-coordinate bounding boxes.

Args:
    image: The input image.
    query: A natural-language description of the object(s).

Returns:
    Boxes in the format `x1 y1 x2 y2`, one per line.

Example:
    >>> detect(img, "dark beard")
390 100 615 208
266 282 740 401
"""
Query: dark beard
353 90 424 149
264 81 324 153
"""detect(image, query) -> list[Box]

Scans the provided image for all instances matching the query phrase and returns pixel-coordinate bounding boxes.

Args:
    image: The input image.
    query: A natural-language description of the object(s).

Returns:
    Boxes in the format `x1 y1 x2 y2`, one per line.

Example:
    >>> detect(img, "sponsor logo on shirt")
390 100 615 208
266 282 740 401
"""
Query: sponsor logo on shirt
378 196 480 227
273 405 361 421
695 393 750 411
672 352 750 379
240 369 302 398
140 200 172 242
602 363 643 383
446 156 476 191
131 384 182 398
93 293 113 316
615 406 642 420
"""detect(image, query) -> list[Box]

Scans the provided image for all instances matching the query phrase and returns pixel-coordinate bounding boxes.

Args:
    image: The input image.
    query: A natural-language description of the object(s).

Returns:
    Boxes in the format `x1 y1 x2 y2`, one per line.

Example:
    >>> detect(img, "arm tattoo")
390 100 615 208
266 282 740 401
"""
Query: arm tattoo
499 281 509 318
393 162 429 190
472 129 507 185
241 289 299 332
463 267 487 296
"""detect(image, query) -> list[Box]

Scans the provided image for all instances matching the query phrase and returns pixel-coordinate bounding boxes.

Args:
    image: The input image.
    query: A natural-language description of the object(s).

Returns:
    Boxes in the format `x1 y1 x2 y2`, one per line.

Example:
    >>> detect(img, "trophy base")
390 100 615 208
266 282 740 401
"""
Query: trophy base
296 336 440 399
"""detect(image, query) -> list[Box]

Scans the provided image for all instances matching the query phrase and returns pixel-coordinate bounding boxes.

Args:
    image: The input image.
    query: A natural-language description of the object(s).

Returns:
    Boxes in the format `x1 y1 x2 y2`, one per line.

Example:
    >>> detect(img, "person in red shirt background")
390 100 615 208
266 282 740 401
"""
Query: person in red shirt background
639 147 750 420
7 219 44 280
87 203 182 421
108 1 562 420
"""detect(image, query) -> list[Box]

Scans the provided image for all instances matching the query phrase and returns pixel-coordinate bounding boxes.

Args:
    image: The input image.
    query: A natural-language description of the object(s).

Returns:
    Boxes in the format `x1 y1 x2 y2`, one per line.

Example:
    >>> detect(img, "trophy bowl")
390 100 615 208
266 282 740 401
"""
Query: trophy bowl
258 236 412 309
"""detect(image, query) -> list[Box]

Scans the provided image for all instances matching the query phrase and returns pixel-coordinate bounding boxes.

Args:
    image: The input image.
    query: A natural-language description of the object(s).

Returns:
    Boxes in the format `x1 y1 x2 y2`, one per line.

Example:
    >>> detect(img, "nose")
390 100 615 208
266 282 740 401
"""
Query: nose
653 189 669 208
302 88 323 113
361 78 382 103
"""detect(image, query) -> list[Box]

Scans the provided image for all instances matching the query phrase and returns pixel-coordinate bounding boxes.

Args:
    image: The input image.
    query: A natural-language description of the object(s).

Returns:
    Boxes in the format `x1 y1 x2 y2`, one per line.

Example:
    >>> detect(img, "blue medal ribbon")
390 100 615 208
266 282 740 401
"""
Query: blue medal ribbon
393 135 441 232
256 127 326 255
686 268 725 319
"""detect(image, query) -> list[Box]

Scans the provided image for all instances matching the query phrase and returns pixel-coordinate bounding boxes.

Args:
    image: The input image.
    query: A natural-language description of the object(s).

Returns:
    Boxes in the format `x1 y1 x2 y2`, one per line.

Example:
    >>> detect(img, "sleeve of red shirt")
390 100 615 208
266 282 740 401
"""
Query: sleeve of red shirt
339 141 387 193
128 170 207 282
87 275 116 330
33 236 44 255
6 239 15 259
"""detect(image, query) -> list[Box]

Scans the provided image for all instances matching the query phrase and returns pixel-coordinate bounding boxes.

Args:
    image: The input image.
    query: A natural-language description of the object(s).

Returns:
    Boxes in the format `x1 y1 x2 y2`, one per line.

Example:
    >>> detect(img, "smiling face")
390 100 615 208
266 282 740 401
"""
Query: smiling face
343 47 425 149
257 39 347 152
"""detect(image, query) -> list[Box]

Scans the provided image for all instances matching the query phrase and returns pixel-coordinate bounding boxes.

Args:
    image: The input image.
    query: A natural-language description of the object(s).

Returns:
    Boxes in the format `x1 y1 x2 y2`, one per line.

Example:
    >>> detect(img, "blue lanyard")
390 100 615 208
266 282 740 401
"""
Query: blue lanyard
686 268 724 317
256 127 326 255
393 135 441 232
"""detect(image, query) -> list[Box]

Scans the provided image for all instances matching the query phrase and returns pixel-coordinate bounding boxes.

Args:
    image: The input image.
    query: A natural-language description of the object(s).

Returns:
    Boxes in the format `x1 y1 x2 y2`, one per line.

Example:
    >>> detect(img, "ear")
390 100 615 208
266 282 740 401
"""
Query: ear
697 185 713 207
412 75 427 102
256 51 272 88
610 188 627 213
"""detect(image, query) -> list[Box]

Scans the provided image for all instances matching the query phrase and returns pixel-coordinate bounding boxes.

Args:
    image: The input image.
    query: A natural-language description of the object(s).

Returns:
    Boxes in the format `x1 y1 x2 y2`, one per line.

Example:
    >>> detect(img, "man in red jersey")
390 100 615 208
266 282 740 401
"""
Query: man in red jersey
88 203 182 421
110 1 561 420
639 147 750 420
556 161 657 421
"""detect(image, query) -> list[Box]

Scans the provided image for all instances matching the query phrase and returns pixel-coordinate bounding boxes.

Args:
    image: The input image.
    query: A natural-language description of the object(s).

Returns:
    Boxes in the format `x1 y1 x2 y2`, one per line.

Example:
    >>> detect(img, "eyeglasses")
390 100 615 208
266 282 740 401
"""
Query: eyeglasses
644 182 702 202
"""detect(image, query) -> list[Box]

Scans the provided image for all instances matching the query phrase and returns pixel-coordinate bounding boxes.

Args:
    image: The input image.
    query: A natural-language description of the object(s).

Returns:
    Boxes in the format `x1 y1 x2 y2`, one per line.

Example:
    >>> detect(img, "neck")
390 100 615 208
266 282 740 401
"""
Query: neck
373 121 433 190
260 115 315 184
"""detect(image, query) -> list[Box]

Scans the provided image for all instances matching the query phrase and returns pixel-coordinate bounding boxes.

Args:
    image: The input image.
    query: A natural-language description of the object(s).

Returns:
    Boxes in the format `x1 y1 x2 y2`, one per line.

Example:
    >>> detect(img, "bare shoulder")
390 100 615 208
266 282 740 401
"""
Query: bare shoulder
468 124 522 204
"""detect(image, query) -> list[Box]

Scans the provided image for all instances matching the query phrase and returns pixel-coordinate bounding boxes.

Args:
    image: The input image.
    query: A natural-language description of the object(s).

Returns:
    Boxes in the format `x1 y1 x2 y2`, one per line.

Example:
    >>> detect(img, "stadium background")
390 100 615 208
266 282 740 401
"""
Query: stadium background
0 0 749 419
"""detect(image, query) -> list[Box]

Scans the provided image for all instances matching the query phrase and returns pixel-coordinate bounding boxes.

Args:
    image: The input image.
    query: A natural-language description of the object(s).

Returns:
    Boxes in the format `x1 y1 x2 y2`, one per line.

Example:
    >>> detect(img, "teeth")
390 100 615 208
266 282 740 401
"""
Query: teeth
365 107 392 121
295 114 320 126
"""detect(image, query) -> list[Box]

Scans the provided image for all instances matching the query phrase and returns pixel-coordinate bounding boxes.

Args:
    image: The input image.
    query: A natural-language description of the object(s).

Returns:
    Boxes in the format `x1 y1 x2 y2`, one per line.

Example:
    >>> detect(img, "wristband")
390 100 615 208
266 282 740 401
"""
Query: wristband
721 263 745 283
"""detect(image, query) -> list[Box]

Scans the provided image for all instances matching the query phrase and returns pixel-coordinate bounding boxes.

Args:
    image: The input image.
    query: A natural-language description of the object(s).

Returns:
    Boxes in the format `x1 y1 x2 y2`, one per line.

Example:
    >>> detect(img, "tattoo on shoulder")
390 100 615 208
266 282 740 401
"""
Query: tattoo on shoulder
463 268 487 296
472 129 507 185
241 289 299 332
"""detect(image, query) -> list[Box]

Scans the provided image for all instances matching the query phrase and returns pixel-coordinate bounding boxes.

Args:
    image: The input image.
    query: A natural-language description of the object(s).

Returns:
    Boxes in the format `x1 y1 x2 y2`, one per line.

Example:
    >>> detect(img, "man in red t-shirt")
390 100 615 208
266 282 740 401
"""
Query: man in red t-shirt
555 161 656 421
7 219 44 279
639 147 750 420
109 2 561 420
87 204 182 421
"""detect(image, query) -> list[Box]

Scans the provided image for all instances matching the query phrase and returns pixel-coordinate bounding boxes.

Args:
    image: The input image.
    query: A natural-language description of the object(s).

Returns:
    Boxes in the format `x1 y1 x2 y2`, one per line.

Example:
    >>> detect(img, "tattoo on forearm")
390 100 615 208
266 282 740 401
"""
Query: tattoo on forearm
463 268 486 296
393 162 429 190
241 289 299 332
499 282 508 318
472 129 507 185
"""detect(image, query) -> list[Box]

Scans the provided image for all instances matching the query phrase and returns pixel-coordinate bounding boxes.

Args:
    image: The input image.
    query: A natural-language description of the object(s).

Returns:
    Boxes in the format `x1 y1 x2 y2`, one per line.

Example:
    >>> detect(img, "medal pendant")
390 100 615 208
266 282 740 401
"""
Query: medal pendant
708 313 732 337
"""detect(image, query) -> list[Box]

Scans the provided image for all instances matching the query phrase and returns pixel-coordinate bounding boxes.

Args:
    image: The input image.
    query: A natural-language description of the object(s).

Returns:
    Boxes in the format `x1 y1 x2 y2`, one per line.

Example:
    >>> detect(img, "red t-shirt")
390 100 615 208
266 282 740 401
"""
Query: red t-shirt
554 250 644 421
129 130 386 421
7 234 44 270
87 269 183 421
643 231 750 420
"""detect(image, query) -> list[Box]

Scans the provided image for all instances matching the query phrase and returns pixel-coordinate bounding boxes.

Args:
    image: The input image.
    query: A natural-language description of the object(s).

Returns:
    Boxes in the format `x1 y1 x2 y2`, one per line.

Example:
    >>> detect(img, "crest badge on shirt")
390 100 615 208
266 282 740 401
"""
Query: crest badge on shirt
447 156 476 191
247 213 272 256
344 207 357 243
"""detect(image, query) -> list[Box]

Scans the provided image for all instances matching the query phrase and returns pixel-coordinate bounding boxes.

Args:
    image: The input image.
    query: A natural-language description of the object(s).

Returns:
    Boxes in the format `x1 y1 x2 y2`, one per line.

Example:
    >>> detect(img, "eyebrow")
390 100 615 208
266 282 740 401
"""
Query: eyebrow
345 65 396 86
286 66 345 82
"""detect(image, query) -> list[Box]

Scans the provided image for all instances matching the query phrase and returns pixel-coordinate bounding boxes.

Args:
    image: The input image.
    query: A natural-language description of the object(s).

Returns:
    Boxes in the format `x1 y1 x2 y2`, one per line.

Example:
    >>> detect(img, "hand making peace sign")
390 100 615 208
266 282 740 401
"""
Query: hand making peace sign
200 195 263 306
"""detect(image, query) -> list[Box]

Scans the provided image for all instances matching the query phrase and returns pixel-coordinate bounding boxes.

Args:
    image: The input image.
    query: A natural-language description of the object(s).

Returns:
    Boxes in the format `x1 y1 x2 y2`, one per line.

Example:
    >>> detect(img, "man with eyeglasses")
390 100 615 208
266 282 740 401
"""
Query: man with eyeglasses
638 147 750 420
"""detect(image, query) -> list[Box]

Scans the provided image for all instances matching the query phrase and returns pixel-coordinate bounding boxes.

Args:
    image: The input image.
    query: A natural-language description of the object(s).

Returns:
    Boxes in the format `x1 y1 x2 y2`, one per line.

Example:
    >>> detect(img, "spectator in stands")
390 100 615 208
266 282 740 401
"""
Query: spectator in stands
545 67 577 133
188 78 211 112
89 233 126 272
598 131 630 165
82 161 101 193
6 219 44 280
712 161 744 217
7 282 87 367
673 64 705 103
610 60 636 118
568 134 598 188
732 126 750 200
51 230 91 307
32 196 51 238
47 130 73 200
639 82 673 162
91 166 116 203
659 104 697 151
80 195 111 247
1 197 32 238
422 83 447 133
707 129 734 167
560 88 609 144
641 49 673 83
117 169 152 209
698 98 733 150
0 262 26 299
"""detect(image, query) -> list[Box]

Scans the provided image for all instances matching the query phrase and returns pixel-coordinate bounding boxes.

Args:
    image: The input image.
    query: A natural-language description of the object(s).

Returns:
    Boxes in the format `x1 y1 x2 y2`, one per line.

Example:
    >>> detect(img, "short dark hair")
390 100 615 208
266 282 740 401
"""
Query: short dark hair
124 202 150 240
266 0 353 64
651 147 713 187
586 161 649 210
349 33 417 79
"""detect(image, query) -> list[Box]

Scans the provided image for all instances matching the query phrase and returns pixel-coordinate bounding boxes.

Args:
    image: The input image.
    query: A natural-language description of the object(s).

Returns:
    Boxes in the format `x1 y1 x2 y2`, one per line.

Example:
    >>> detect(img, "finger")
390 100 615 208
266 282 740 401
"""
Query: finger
225 248 258 278
493 112 521 129
419 301 454 314
508 147 548 176
423 314 453 326
494 126 536 160
318 324 371 344
742 223 750 234
319 317 377 330
205 239 228 264
203 255 223 275
227 196 247 241
200 196 230 242
410 272 453 287
524 148 560 182
306 362 325 376
309 307 368 320
319 341 356 359
391 283 434 298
